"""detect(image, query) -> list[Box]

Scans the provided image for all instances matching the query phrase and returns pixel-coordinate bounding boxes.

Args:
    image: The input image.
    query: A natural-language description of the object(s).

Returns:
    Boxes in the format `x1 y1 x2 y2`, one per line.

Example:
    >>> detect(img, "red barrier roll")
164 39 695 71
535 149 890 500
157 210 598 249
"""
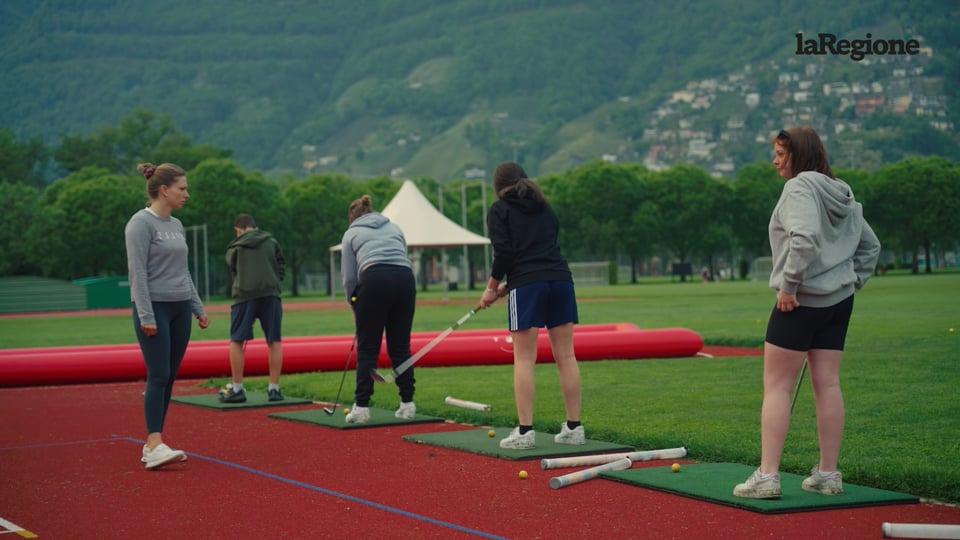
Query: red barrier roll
0 324 701 387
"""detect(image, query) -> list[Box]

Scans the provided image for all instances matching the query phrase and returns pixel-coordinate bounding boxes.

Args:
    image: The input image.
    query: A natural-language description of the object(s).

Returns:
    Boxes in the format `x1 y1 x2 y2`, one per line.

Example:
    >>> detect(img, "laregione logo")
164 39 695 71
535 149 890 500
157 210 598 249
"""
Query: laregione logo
795 33 920 62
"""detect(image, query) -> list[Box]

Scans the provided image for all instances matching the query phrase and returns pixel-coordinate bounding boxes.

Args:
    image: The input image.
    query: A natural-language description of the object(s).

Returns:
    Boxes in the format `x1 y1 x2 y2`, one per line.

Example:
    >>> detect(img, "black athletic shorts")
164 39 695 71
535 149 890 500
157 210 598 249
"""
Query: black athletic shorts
764 294 854 352
230 296 283 343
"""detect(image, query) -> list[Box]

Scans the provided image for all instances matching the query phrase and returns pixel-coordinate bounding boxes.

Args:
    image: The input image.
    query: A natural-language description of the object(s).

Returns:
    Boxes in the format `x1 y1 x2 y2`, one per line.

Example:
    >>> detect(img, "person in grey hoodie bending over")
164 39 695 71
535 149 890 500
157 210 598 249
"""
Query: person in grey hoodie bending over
734 127 881 499
126 162 209 469
340 195 417 423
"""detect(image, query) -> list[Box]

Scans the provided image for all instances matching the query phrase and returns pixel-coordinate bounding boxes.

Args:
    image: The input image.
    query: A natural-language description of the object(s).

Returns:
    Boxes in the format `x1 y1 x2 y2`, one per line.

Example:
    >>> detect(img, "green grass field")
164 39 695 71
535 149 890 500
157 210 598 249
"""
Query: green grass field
1 272 958 503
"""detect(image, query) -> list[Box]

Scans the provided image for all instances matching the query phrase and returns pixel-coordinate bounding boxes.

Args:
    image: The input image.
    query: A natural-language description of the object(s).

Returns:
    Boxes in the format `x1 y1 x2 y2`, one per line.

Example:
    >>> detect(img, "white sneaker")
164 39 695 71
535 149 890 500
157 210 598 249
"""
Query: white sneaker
499 427 535 450
395 401 416 419
143 443 187 469
733 468 781 499
802 466 844 495
554 423 586 445
345 404 370 424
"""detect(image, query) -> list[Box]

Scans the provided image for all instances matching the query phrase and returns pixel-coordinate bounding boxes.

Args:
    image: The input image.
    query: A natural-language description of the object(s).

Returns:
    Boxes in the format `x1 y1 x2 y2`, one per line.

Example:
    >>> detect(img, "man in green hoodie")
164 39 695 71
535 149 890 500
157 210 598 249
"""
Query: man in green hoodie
220 214 286 403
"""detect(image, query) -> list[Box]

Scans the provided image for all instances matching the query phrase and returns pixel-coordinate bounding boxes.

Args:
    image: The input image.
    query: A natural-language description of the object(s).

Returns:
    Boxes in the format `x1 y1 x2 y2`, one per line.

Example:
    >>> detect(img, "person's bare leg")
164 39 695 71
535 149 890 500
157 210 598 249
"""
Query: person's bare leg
807 348 844 472
759 342 807 474
547 323 580 422
228 341 245 385
511 328 539 426
266 341 283 386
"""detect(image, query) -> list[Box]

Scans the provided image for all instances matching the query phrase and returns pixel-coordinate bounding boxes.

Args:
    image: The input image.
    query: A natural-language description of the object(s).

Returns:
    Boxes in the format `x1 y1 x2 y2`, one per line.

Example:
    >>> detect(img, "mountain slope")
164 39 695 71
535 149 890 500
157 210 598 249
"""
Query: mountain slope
1 0 956 178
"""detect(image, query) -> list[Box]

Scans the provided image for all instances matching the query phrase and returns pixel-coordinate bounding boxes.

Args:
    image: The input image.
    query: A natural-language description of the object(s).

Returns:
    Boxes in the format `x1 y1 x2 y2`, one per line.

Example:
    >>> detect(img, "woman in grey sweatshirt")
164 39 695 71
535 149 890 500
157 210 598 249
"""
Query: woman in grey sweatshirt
339 195 416 424
734 127 881 499
125 162 209 470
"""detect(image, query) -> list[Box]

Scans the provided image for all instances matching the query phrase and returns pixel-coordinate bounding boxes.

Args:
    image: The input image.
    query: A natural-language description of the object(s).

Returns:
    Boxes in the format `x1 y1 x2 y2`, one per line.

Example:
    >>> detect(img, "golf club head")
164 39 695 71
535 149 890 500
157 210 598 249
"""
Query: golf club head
322 406 336 415
370 368 394 384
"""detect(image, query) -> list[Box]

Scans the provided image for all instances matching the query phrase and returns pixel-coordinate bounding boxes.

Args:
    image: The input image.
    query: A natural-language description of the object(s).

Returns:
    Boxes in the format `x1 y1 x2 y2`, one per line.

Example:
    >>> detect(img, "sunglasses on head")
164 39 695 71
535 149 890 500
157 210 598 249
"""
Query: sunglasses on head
777 129 790 139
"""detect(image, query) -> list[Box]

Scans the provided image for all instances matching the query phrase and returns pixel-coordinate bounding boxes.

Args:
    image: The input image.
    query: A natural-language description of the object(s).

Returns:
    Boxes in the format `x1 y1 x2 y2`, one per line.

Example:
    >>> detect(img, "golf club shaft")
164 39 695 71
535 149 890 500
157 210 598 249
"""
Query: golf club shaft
374 306 480 383
790 358 808 413
324 335 357 414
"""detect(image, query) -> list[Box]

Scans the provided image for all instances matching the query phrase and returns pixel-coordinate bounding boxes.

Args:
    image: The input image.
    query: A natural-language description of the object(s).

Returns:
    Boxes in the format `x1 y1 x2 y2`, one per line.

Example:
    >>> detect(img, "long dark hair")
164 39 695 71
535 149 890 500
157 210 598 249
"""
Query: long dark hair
774 126 835 179
492 161 546 204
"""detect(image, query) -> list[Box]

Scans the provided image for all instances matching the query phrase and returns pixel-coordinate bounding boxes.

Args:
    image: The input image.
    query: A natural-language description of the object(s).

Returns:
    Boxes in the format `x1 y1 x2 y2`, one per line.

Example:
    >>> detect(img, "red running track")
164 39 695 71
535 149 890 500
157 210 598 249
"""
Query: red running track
1 380 958 539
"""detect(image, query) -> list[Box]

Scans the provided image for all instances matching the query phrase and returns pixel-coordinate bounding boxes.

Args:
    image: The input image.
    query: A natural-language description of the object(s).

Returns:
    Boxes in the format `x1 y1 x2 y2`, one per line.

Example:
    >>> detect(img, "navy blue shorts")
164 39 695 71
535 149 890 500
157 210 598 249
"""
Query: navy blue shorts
230 296 283 343
765 294 854 352
507 281 579 331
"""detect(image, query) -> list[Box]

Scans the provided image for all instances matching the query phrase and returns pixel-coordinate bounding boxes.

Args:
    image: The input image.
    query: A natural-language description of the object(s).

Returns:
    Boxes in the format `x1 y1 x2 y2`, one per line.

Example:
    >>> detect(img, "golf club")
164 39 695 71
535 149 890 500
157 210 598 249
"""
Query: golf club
371 305 482 384
790 358 808 413
323 335 357 415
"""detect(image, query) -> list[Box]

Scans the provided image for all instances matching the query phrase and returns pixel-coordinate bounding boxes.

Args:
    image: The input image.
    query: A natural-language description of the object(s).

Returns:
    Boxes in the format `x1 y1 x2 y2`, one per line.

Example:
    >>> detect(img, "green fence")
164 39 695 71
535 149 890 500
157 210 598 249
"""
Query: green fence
0 276 130 314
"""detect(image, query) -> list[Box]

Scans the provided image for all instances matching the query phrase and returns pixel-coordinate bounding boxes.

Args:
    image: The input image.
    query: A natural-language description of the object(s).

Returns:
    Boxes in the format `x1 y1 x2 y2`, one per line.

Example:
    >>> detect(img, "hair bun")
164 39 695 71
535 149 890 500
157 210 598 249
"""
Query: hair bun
143 165 157 179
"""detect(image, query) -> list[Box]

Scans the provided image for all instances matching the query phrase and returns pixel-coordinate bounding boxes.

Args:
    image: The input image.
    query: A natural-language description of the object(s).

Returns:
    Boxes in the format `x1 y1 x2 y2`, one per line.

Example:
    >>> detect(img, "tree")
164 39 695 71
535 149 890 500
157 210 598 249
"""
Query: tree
0 183 44 275
646 163 734 279
542 160 640 262
732 162 783 265
283 173 356 296
871 156 960 273
176 158 285 295
39 168 144 278
0 129 49 188
54 109 231 175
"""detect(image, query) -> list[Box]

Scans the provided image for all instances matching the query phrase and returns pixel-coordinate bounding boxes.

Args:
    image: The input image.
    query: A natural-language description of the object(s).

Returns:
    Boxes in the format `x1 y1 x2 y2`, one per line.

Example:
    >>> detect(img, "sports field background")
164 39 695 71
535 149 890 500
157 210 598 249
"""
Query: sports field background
1 271 957 504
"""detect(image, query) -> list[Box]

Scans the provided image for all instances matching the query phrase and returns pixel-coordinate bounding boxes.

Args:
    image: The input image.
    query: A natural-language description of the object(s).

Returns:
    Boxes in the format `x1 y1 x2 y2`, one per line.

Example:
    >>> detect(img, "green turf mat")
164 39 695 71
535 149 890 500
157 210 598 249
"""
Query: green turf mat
171 392 312 409
402 427 635 461
601 462 919 514
268 407 444 429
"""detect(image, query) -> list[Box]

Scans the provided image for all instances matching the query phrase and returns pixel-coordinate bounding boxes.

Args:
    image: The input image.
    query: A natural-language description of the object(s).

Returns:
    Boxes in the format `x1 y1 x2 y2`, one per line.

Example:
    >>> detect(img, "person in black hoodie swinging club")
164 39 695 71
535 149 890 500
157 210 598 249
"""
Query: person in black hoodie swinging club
479 161 584 450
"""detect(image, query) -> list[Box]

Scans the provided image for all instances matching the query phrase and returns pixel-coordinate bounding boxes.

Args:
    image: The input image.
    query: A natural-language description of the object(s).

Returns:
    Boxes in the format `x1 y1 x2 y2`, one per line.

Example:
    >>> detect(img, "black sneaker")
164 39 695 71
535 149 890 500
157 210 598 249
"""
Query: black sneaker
218 388 247 403
268 388 284 402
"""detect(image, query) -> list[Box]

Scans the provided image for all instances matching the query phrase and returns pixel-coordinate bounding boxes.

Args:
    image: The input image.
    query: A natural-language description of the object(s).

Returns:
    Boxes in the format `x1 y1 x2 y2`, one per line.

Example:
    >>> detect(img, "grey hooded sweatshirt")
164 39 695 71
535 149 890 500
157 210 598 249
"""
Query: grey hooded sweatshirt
768 171 881 308
340 212 411 301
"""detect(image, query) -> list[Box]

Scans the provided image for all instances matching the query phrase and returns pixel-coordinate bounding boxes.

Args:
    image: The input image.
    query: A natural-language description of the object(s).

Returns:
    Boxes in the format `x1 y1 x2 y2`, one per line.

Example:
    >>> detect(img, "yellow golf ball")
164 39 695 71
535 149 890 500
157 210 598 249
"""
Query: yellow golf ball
671 463 681 472
487 429 496 437
518 470 528 479
343 407 350 414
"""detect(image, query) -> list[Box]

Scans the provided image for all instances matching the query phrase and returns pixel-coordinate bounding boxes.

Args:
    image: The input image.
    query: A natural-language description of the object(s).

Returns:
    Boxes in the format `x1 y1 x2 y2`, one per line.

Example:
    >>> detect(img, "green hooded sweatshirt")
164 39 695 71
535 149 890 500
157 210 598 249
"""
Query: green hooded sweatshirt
225 229 285 301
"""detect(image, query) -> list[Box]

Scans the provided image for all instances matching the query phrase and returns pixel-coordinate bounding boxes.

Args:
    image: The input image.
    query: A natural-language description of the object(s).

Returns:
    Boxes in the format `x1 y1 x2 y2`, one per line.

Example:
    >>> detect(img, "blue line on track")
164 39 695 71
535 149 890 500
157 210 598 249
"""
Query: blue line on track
3 435 506 540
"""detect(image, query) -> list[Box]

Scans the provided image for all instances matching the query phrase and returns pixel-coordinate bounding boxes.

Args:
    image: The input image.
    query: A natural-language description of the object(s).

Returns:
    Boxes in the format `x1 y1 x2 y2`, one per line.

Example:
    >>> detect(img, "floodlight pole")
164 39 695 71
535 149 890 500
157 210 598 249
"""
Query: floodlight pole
184 224 209 303
438 181 489 296
461 183 468 292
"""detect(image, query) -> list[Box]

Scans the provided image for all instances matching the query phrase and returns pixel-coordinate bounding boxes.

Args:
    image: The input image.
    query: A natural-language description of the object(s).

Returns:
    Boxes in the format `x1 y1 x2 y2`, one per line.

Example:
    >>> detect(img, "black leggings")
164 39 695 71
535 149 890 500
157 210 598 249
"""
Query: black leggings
133 301 192 434
352 265 416 406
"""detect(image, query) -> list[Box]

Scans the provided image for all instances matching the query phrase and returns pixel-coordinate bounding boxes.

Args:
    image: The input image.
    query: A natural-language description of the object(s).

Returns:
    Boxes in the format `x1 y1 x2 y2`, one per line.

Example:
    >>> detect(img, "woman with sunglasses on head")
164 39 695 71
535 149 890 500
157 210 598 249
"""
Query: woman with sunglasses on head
733 127 880 499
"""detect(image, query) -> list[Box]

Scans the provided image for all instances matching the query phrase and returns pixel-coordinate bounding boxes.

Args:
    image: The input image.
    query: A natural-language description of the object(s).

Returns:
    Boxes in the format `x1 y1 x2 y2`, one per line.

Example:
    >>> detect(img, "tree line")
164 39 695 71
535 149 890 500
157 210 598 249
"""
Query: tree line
2 113 958 295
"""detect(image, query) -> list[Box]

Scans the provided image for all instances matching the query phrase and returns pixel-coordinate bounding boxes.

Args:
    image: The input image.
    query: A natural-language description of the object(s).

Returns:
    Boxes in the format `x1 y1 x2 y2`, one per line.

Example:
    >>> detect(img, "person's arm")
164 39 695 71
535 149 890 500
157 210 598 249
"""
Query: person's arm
124 216 156 327
340 234 359 304
225 244 238 273
853 216 881 289
480 207 510 308
486 205 514 284
275 240 286 282
778 184 819 297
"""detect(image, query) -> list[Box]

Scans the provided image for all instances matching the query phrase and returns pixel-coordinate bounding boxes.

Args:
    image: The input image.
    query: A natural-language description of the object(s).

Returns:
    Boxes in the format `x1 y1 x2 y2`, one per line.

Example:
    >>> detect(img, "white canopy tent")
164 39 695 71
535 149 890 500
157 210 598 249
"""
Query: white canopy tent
329 180 491 300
